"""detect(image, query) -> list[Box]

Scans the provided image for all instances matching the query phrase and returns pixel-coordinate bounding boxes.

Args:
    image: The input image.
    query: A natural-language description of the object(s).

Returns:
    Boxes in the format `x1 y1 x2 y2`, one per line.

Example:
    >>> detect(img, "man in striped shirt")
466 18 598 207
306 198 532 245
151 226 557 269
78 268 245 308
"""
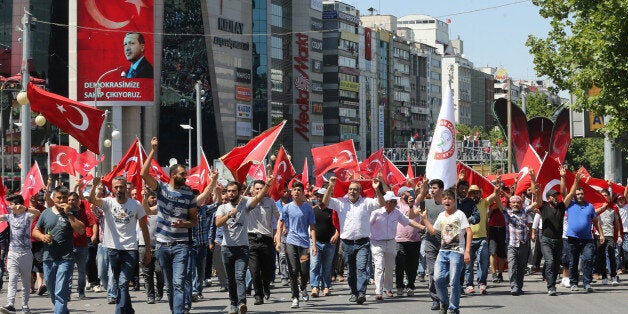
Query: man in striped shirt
141 137 198 314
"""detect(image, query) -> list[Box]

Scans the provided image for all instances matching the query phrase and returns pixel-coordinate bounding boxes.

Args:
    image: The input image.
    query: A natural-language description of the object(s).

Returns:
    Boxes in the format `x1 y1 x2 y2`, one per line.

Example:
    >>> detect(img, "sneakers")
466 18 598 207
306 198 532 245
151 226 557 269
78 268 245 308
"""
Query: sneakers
448 310 460 314
291 298 299 308
570 285 579 291
419 274 426 282
374 294 383 301
465 286 475 294
0 305 16 313
497 273 504 283
492 273 498 283
281 278 290 286
510 288 519 296
349 295 357 302
300 290 309 301
147 297 155 304
431 300 441 310
107 297 117 304
356 294 366 304
602 278 608 285
585 284 593 292
228 305 237 314
92 285 104 293
612 276 620 285
479 284 487 294
253 296 263 305
78 294 87 300
20 306 30 313
310 287 319 298
561 278 571 288
406 289 415 296
36 285 47 296
548 288 557 296
238 303 247 314
85 283 93 291
396 288 405 297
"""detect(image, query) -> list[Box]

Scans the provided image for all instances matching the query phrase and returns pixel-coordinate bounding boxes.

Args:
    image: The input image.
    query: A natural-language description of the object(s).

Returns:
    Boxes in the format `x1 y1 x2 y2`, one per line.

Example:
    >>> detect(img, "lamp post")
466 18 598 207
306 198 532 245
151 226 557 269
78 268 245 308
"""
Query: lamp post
94 67 123 175
195 81 203 166
180 120 193 167
19 10 32 185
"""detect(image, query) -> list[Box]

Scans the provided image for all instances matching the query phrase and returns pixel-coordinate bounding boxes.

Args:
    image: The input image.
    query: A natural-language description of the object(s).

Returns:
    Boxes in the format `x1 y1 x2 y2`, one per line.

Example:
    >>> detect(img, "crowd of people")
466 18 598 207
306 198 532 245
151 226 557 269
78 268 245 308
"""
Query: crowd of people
1 138 627 314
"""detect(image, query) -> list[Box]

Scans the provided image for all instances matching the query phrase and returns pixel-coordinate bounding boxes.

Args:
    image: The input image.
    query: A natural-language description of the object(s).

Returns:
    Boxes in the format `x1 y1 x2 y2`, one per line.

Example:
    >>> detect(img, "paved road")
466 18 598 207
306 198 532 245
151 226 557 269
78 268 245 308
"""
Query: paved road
11 271 628 313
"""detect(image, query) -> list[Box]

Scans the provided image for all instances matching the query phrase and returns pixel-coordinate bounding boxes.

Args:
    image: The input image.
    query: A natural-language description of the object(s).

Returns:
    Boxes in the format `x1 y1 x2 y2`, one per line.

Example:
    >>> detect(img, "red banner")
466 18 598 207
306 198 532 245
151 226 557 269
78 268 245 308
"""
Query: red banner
77 0 154 104
364 27 372 61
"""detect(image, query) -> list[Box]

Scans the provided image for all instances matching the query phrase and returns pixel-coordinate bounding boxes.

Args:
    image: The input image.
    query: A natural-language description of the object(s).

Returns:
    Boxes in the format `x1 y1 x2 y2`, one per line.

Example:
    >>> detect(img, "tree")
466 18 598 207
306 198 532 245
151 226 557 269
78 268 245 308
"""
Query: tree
565 138 604 178
526 0 628 140
520 92 554 118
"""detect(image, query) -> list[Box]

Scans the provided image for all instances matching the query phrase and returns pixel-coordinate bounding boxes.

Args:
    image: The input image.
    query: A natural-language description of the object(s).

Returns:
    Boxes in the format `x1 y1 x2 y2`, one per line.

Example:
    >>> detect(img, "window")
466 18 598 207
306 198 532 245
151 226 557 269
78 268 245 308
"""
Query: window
271 4 282 27
339 90 358 99
338 55 356 68
339 73 358 83
338 22 355 33
271 36 282 59
271 69 283 92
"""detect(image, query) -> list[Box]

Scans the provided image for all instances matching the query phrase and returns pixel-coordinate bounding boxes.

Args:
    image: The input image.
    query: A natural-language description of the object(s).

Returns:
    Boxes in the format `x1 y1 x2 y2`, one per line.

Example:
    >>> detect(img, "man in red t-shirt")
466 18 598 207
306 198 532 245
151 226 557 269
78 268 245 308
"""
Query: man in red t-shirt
488 191 508 283
69 192 97 299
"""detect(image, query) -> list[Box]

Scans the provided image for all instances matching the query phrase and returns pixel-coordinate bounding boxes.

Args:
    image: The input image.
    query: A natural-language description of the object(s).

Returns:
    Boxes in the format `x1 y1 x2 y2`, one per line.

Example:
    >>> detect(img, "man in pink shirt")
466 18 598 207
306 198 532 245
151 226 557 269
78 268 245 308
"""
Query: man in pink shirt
394 186 422 297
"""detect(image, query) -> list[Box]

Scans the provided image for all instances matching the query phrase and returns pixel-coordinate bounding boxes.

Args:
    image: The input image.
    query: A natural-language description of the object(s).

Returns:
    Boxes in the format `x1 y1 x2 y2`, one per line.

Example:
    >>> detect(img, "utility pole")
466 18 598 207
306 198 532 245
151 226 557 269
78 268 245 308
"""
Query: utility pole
20 10 32 185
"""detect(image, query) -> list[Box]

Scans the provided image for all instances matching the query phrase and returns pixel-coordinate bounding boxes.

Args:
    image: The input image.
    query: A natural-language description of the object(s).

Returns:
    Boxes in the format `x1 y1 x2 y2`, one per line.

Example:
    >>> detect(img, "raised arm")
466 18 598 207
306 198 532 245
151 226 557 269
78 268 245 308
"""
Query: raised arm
563 170 583 205
322 177 336 207
196 170 219 205
559 165 568 199
89 177 104 208
486 176 502 205
248 175 274 209
373 177 385 207
141 137 159 191
529 170 540 209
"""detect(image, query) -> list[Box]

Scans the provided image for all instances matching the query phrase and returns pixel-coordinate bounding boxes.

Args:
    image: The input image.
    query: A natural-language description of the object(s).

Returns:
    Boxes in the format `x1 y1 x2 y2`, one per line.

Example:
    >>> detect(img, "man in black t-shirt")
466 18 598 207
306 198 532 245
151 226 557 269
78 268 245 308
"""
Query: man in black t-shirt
535 182 567 296
310 188 340 298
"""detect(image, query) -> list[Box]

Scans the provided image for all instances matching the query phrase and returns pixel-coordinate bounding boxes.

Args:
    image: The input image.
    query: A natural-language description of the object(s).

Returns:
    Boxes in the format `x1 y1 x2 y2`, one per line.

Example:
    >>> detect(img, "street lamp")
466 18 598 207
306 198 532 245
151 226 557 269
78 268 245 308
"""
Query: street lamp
0 77 20 186
180 119 194 167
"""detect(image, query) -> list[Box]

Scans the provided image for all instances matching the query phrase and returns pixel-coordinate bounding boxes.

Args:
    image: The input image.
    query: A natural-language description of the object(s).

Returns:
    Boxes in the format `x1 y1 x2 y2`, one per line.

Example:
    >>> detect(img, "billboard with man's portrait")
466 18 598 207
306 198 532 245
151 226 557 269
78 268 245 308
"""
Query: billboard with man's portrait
77 0 154 105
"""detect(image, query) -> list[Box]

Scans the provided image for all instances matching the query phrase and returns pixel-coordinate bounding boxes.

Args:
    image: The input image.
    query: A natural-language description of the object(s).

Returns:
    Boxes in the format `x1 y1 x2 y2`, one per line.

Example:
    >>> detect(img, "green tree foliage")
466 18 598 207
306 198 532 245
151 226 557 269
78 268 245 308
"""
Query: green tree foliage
520 92 554 118
565 137 604 177
526 0 628 139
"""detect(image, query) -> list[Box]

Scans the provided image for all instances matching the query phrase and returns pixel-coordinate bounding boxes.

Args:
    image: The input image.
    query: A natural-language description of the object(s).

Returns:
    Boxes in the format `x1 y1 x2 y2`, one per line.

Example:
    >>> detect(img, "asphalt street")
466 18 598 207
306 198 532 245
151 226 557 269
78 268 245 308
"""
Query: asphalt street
9 270 628 313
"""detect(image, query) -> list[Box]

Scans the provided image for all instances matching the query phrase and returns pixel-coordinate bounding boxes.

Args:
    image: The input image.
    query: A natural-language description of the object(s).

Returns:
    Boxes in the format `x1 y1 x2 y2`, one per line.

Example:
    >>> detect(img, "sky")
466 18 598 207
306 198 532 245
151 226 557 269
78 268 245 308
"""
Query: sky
351 0 551 81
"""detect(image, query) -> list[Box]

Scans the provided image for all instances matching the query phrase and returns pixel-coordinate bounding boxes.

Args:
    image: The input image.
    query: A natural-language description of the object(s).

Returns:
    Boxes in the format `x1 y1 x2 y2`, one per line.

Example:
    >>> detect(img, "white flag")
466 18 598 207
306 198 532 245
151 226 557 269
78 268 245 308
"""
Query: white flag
426 83 457 189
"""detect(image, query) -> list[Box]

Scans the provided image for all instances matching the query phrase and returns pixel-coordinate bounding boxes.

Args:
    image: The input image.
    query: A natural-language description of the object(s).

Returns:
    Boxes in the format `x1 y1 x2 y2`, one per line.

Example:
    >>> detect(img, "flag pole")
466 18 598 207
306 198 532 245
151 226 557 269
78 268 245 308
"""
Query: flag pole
19 10 32 185
507 77 513 172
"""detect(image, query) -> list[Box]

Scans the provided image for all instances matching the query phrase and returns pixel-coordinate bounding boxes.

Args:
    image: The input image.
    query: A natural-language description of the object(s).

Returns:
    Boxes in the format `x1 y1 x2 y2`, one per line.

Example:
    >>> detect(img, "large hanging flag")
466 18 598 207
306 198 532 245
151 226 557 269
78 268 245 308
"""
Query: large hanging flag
220 121 286 183
27 83 105 154
21 161 45 207
513 145 543 196
74 151 102 176
49 145 78 175
549 107 571 164
102 138 144 196
457 162 495 199
268 146 296 201
426 82 457 189
536 157 607 207
186 148 212 192
383 157 406 192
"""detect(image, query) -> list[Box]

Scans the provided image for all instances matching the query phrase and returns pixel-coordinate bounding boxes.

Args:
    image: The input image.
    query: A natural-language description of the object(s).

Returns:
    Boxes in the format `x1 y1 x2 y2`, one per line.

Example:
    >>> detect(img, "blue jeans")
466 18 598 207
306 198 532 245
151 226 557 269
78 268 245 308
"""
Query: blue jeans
184 247 195 310
310 241 336 289
108 249 138 314
464 238 489 286
341 238 370 296
156 243 190 314
417 239 426 275
192 245 207 295
43 259 73 314
97 243 117 299
222 246 249 306
434 251 464 310
71 247 89 295
567 237 595 286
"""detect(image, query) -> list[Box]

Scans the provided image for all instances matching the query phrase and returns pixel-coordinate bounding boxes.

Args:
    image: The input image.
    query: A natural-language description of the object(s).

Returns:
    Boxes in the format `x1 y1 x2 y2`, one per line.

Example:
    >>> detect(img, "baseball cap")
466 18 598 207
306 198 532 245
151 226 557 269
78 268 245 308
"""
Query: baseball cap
383 191 400 202
397 186 414 197
314 187 327 195
546 189 559 198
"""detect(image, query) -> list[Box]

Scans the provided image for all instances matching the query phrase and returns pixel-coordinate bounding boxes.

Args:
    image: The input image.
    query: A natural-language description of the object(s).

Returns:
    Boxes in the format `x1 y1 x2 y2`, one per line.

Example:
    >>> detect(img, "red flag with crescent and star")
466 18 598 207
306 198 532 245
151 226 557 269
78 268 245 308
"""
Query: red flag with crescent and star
21 161 45 208
358 148 384 179
102 138 143 192
536 157 607 207
220 121 286 183
27 83 105 154
311 139 359 186
186 148 212 192
74 151 103 176
49 145 78 175
268 146 296 201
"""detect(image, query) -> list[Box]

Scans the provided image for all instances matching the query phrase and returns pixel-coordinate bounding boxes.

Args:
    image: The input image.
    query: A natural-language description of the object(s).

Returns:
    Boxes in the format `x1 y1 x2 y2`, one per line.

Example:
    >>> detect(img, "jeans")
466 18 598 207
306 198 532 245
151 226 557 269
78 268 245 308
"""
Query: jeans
97 243 117 299
396 241 420 290
184 247 196 310
417 240 426 276
193 245 208 296
540 236 563 289
595 238 617 278
424 241 440 302
108 249 138 314
508 243 530 291
567 237 595 286
212 244 227 288
156 243 190 314
248 235 274 298
371 239 397 295
621 234 628 270
310 241 337 289
341 238 370 296
434 251 464 310
278 236 289 280
139 246 163 299
87 242 99 285
0 229 9 290
71 247 89 295
465 238 489 287
43 259 73 314
221 245 249 306
286 243 310 298
6 251 32 308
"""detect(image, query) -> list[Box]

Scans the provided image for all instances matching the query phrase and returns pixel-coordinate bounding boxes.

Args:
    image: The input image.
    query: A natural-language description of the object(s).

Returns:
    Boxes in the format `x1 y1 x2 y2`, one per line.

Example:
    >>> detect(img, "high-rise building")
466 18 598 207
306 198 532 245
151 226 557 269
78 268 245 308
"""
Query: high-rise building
442 55 473 125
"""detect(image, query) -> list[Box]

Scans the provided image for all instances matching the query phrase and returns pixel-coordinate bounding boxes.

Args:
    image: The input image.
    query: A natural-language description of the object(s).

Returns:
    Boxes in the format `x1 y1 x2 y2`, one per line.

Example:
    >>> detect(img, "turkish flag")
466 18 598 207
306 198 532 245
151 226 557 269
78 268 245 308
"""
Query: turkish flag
186 148 211 192
457 162 495 199
383 157 406 190
74 151 101 176
21 161 45 207
311 139 359 186
584 176 626 196
493 97 530 170
27 83 105 154
268 146 296 201
49 145 78 175
536 157 607 207
358 148 384 179
577 166 592 179
527 117 553 158
513 145 543 196
0 179 7 233
549 108 571 164
220 121 286 183
407 155 415 179
79 174 94 191
102 138 143 191
301 158 309 189
247 163 267 182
